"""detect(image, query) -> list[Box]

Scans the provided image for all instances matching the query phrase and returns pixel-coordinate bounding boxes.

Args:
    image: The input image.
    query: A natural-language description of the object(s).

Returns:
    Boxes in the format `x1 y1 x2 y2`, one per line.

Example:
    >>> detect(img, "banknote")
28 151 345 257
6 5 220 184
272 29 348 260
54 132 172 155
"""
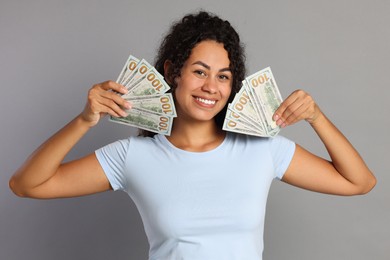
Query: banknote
124 67 170 97
125 93 177 117
122 59 152 88
223 109 265 137
110 55 176 135
116 55 140 84
229 83 264 132
110 107 173 136
225 105 265 136
245 67 282 135
223 67 282 137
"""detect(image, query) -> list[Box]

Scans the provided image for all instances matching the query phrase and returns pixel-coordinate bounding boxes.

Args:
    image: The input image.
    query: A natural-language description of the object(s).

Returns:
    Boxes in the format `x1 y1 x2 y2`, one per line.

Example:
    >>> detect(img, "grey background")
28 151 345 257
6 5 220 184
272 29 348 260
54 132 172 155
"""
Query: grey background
1 0 389 259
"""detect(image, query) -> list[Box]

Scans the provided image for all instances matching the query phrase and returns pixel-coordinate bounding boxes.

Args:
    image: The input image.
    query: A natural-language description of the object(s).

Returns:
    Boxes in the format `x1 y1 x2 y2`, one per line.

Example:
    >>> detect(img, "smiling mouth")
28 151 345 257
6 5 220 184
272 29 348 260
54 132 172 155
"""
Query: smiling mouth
195 97 216 105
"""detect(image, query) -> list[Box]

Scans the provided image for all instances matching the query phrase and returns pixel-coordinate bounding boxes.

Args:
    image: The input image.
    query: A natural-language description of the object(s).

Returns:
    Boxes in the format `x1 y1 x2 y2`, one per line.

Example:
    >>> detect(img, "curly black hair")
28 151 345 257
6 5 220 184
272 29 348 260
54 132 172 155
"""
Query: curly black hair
140 11 246 137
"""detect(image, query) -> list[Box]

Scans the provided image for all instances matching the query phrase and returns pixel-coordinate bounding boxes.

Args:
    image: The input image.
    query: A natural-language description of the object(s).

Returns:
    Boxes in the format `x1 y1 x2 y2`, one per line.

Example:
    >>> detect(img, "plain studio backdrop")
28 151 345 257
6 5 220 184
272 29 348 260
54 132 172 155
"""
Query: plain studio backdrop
1 0 389 259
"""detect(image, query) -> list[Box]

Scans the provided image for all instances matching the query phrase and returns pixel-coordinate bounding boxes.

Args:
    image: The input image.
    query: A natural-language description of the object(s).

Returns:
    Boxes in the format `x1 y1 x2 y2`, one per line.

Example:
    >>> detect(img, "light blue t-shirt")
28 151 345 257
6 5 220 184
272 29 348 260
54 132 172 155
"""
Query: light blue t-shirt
95 132 295 260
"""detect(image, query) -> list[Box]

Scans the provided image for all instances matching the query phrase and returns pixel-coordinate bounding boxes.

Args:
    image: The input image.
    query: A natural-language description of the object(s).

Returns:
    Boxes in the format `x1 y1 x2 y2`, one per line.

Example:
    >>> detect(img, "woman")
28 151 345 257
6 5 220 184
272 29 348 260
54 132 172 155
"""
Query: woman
9 11 376 259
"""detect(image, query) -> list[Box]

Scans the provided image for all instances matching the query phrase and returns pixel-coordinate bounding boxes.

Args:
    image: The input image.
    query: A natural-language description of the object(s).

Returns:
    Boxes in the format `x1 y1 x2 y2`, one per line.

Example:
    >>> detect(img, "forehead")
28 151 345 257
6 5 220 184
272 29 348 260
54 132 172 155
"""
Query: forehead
186 40 230 66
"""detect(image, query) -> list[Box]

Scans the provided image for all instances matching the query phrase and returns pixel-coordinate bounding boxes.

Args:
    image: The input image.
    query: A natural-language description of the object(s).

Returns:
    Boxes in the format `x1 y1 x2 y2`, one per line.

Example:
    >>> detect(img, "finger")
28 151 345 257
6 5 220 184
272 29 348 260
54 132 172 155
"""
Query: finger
100 80 128 95
100 90 132 110
282 102 311 126
273 91 300 121
87 90 127 118
273 90 308 126
89 82 131 110
98 96 129 117
275 90 317 126
90 98 125 118
275 102 304 127
281 92 310 119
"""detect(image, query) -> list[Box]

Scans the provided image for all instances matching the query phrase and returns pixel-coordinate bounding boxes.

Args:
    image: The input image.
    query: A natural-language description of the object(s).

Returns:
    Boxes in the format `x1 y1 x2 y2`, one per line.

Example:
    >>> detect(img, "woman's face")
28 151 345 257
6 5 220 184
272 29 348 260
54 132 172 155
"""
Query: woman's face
173 40 232 123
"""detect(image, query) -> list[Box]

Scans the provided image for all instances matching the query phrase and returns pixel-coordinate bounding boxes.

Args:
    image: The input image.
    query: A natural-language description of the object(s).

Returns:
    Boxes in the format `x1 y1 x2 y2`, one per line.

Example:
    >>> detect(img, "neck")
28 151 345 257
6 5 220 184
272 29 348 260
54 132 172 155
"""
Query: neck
167 119 226 152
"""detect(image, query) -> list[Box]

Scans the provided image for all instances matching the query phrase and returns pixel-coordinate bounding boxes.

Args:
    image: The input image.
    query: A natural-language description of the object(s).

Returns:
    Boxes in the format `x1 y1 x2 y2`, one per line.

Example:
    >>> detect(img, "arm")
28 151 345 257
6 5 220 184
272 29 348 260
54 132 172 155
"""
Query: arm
274 90 376 195
9 81 131 199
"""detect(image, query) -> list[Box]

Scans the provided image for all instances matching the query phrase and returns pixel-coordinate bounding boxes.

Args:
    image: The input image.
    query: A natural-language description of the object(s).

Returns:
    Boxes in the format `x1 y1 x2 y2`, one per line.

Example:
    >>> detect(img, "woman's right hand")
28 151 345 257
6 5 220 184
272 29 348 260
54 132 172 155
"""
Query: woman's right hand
80 81 131 127
9 81 132 198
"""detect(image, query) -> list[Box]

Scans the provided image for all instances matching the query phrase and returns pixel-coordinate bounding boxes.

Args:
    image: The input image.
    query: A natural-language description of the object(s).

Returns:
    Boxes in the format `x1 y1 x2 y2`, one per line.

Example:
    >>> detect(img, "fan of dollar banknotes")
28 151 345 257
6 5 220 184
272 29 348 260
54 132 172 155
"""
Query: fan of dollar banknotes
110 55 177 135
222 67 283 137
111 55 282 137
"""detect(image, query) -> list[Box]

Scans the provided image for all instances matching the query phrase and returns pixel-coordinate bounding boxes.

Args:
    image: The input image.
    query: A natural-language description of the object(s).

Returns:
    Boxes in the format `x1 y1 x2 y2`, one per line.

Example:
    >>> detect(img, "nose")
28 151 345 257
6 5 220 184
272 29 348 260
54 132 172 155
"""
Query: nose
201 77 218 94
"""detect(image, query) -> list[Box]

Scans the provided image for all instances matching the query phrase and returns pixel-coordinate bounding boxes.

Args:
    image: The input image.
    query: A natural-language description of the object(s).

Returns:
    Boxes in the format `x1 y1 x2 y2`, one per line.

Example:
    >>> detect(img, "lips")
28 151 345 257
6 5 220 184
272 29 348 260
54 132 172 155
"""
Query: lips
195 97 216 105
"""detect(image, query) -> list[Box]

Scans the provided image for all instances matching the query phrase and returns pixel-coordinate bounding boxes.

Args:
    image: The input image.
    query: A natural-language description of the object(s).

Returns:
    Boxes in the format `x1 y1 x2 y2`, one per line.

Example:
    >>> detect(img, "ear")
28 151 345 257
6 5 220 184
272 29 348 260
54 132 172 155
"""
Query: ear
163 60 173 84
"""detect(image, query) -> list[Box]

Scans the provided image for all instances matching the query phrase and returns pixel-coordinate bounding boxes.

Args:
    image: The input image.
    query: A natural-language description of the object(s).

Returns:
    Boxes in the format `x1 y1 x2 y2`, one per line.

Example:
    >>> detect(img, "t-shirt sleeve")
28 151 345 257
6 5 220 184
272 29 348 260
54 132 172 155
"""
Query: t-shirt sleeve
269 135 296 180
95 138 130 191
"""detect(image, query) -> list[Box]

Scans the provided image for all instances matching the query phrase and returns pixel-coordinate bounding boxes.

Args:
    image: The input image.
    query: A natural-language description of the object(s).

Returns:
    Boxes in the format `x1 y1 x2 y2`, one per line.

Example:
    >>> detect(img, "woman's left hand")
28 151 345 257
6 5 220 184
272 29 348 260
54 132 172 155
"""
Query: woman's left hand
277 89 376 195
273 89 321 127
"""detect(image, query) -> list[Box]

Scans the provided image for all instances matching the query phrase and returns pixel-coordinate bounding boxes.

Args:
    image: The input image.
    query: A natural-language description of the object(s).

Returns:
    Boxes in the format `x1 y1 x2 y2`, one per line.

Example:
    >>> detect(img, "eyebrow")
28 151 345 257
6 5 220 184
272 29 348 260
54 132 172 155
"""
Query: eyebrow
192 61 231 72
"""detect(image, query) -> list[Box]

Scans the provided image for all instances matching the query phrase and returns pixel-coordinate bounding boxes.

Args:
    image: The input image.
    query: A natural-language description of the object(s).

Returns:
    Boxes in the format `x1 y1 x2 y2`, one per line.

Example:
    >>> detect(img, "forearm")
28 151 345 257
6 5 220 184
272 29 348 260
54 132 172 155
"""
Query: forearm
9 114 91 195
309 111 376 193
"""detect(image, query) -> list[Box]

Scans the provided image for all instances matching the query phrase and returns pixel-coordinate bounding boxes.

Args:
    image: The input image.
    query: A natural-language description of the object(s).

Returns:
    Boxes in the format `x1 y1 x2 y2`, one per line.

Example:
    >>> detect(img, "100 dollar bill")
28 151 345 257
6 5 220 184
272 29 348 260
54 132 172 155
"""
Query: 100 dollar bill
245 67 282 136
223 108 265 137
124 67 170 97
110 107 173 136
223 105 265 136
229 83 264 132
116 55 140 84
122 59 152 88
125 93 177 117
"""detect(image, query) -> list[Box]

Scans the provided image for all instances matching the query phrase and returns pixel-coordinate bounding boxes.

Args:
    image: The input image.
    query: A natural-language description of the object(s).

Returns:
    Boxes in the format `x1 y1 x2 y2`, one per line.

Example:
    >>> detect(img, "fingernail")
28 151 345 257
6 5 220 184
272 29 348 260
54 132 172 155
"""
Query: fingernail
121 111 128 117
125 101 132 109
273 114 279 121
276 119 283 126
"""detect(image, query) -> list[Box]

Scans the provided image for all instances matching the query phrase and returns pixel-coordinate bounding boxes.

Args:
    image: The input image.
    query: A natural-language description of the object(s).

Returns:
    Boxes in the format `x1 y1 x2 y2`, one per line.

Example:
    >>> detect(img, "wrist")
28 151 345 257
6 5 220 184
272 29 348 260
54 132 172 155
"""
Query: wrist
76 113 97 130
308 111 328 128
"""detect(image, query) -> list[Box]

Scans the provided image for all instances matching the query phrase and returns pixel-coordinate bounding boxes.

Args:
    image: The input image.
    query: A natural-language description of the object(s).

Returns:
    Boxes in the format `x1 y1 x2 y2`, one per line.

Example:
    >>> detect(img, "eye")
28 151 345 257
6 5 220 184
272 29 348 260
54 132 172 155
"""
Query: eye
218 74 231 81
194 70 207 77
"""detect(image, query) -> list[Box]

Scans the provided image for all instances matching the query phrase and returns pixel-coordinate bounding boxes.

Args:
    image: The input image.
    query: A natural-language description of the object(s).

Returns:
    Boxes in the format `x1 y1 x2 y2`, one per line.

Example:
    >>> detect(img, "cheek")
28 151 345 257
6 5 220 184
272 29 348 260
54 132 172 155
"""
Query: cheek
173 82 185 97
174 76 188 93
222 85 232 99
172 79 183 98
172 83 188 108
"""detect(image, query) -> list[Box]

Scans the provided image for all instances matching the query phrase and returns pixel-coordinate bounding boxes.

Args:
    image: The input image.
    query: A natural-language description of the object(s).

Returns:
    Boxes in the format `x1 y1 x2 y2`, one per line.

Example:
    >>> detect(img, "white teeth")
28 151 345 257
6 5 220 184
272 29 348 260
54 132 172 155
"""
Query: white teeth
196 97 216 105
